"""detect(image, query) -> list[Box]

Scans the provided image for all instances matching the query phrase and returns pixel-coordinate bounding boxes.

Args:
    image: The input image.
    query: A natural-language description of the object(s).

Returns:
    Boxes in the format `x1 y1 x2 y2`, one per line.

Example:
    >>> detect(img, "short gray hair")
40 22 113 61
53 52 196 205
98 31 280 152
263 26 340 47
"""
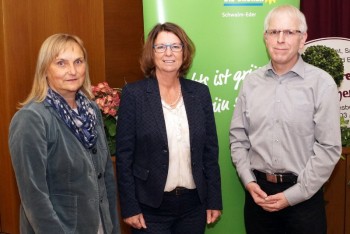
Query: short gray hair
264 5 308 33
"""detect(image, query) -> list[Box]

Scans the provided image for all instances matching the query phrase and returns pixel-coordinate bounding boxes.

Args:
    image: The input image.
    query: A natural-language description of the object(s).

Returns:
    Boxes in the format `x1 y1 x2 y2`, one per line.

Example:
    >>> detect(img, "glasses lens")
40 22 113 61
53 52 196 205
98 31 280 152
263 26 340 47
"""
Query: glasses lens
153 44 183 53
266 30 301 37
171 44 183 52
154 45 165 53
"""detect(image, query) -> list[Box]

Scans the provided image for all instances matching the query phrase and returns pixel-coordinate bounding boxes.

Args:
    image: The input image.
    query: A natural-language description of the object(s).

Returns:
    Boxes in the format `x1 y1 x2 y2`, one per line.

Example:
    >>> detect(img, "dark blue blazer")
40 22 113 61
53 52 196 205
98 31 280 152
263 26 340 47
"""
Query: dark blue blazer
116 77 222 218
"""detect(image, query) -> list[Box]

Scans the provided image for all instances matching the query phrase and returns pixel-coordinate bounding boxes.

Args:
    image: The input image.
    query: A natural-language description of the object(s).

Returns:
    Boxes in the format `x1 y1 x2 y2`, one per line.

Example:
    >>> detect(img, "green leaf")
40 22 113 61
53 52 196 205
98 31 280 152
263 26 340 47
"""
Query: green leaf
301 45 344 87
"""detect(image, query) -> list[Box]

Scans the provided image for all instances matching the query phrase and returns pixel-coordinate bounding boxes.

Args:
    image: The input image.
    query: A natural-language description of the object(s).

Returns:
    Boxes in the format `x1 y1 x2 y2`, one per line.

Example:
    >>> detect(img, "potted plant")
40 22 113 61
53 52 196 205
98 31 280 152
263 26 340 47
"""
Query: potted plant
302 45 349 148
91 82 122 155
302 45 344 87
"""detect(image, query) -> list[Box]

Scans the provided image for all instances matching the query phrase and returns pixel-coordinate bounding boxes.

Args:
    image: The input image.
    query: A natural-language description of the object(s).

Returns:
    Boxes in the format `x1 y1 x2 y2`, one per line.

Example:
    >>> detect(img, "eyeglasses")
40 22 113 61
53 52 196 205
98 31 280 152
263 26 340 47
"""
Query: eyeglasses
153 43 183 53
265 29 302 38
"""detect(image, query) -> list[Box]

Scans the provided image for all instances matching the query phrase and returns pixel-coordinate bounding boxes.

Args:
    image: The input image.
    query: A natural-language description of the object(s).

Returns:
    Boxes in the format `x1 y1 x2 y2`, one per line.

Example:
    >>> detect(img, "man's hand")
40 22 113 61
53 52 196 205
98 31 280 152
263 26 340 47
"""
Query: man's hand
246 182 289 212
246 182 270 206
124 213 147 229
263 192 290 212
206 209 221 224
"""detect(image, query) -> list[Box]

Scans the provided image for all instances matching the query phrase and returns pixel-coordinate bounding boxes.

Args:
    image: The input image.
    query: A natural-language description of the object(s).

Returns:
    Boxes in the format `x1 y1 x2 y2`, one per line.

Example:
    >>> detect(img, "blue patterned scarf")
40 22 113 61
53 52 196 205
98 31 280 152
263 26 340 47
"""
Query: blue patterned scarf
45 88 98 149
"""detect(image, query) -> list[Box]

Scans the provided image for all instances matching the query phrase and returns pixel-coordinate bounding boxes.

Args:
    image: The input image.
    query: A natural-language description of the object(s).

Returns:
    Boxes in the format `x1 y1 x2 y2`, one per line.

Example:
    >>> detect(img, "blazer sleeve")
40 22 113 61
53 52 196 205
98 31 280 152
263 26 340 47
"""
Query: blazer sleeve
201 85 223 210
115 84 142 218
9 108 66 233
93 103 121 234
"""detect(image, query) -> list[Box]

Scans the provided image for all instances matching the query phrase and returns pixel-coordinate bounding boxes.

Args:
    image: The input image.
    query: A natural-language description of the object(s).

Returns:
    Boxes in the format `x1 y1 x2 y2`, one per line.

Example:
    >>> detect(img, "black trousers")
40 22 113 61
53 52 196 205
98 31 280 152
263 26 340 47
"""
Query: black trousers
132 189 206 234
245 177 327 234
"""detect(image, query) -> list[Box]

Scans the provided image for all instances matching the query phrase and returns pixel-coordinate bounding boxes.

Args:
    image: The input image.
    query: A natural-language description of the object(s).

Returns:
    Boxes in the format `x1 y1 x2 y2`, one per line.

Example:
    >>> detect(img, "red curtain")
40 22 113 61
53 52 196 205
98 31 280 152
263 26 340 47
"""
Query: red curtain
300 0 350 41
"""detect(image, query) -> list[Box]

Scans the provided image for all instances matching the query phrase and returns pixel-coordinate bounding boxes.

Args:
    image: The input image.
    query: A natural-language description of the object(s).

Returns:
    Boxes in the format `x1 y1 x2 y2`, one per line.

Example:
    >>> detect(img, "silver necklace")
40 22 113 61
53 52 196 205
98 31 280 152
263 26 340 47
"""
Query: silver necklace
169 90 182 107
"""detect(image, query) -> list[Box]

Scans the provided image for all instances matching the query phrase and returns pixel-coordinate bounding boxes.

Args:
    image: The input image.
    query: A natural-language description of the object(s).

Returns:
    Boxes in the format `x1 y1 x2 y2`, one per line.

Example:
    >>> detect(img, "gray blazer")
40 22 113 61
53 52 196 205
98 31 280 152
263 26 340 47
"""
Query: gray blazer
9 100 120 234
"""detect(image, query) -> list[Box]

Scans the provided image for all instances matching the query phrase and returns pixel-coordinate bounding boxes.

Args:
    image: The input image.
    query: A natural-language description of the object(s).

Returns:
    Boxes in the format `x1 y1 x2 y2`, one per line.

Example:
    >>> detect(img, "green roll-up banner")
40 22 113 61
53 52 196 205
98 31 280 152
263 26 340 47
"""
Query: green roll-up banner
142 1 300 233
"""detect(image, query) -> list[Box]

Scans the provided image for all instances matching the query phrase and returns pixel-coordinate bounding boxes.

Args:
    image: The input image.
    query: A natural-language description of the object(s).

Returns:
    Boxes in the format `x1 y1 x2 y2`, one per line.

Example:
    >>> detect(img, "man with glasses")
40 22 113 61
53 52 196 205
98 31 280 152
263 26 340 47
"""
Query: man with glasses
230 5 341 234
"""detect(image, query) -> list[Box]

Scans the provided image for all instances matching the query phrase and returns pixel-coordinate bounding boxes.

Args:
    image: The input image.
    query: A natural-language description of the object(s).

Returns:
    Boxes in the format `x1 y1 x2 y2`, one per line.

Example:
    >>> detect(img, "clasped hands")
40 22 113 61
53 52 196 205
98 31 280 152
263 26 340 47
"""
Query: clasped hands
246 181 290 212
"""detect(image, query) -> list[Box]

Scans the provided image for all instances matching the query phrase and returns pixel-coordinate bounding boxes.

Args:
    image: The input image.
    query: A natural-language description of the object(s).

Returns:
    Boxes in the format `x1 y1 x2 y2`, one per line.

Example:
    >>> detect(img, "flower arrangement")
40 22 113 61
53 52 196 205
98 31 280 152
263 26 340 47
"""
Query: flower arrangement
91 82 122 155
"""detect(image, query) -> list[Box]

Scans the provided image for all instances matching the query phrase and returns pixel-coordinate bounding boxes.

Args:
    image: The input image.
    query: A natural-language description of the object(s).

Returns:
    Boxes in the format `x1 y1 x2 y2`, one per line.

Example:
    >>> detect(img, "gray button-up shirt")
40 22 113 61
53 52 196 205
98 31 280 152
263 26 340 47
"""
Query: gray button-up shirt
229 56 341 206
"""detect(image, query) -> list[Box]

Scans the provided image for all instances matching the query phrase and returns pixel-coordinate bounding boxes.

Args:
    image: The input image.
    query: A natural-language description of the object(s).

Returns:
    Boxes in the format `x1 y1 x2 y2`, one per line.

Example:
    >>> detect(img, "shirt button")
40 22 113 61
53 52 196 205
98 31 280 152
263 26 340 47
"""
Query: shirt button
98 173 102 179
92 148 97 154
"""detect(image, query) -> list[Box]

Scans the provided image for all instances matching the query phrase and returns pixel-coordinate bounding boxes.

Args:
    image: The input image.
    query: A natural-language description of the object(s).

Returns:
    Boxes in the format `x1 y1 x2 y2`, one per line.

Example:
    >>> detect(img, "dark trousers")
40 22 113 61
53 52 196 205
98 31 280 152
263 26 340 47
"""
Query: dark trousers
132 189 206 234
245 178 327 234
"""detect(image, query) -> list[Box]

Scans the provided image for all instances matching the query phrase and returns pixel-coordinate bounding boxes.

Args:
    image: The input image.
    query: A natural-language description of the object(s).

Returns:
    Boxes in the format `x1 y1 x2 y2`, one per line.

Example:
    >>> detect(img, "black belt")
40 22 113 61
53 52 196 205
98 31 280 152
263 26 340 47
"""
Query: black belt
164 187 196 196
253 170 297 184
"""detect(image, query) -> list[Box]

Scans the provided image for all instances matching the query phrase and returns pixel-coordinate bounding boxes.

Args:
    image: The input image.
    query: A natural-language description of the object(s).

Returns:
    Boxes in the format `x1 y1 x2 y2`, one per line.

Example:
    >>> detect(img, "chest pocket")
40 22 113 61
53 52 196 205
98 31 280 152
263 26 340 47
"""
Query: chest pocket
286 86 315 136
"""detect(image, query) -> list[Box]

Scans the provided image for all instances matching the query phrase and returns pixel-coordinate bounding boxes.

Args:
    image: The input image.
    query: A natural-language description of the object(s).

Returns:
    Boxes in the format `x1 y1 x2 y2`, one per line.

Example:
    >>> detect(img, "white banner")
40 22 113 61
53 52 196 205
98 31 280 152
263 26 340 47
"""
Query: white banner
304 37 350 122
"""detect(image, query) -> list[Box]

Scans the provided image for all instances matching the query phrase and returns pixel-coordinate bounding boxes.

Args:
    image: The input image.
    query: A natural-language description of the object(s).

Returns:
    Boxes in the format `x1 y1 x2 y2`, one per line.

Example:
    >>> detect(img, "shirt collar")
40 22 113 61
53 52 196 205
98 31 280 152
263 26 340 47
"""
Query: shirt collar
265 55 305 79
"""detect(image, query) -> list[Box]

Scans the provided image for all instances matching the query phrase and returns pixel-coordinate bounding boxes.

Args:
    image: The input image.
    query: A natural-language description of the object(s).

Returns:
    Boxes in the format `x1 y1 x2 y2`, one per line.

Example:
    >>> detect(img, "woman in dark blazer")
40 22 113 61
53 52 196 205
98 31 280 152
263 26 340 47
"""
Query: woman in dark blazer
116 22 222 234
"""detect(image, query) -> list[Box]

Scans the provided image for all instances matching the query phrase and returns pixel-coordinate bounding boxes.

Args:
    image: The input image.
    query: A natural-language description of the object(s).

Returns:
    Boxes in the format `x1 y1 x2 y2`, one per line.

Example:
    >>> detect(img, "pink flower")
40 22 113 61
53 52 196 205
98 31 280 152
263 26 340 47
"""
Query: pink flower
91 81 122 155
91 82 121 117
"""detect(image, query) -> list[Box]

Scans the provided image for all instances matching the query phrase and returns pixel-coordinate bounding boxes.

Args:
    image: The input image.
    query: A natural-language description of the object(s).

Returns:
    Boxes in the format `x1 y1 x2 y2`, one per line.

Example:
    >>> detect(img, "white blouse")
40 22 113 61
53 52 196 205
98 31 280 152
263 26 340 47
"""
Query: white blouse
161 97 196 191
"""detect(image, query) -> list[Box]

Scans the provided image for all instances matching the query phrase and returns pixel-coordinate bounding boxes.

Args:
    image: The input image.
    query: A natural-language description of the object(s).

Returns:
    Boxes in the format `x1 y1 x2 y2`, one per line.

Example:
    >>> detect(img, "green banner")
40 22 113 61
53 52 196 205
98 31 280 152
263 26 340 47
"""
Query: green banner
143 0 300 233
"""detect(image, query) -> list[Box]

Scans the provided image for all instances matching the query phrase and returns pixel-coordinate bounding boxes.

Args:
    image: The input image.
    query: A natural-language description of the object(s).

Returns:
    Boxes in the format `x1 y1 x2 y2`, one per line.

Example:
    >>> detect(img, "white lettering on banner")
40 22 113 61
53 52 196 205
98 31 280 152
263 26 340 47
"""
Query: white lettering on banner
233 97 238 108
190 64 260 113
213 97 230 113
191 64 259 90
232 64 258 90
190 72 209 85
222 12 256 18
222 12 245 18
245 12 256 17
214 69 232 86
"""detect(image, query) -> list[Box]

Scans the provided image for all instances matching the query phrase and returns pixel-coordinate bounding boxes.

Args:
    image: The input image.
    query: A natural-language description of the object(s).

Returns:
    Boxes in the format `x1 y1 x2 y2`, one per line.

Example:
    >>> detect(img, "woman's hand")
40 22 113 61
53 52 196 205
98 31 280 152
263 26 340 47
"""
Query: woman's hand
206 209 221 224
124 213 147 229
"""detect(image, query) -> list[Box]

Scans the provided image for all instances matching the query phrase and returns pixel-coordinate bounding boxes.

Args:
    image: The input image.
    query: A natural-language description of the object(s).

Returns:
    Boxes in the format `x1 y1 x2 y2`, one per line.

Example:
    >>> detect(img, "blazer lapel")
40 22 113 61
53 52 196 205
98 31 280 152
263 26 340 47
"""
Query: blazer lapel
181 79 197 145
146 78 168 145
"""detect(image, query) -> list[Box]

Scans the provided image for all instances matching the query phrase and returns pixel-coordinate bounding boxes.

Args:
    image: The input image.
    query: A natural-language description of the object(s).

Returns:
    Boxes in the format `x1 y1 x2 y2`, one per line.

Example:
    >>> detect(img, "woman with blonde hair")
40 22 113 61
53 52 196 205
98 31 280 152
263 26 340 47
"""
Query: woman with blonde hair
9 33 120 234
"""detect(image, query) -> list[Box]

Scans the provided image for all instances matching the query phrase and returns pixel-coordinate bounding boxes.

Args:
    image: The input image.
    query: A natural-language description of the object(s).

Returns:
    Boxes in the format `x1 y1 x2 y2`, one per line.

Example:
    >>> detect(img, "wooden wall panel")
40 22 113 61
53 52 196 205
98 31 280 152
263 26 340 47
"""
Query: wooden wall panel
104 1 144 233
324 159 346 234
1 0 145 232
347 156 350 234
0 0 22 232
104 0 144 89
0 0 105 233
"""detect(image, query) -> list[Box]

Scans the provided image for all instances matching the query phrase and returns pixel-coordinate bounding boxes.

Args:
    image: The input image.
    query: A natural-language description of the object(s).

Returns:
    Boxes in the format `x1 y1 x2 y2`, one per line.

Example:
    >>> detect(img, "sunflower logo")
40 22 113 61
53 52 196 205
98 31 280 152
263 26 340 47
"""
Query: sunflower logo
265 0 276 4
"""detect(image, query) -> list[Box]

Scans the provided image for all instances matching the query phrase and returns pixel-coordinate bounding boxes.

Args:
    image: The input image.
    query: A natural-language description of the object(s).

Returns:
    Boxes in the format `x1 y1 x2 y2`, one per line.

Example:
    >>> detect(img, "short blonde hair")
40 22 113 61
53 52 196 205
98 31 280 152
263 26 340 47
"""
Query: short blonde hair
20 33 93 106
